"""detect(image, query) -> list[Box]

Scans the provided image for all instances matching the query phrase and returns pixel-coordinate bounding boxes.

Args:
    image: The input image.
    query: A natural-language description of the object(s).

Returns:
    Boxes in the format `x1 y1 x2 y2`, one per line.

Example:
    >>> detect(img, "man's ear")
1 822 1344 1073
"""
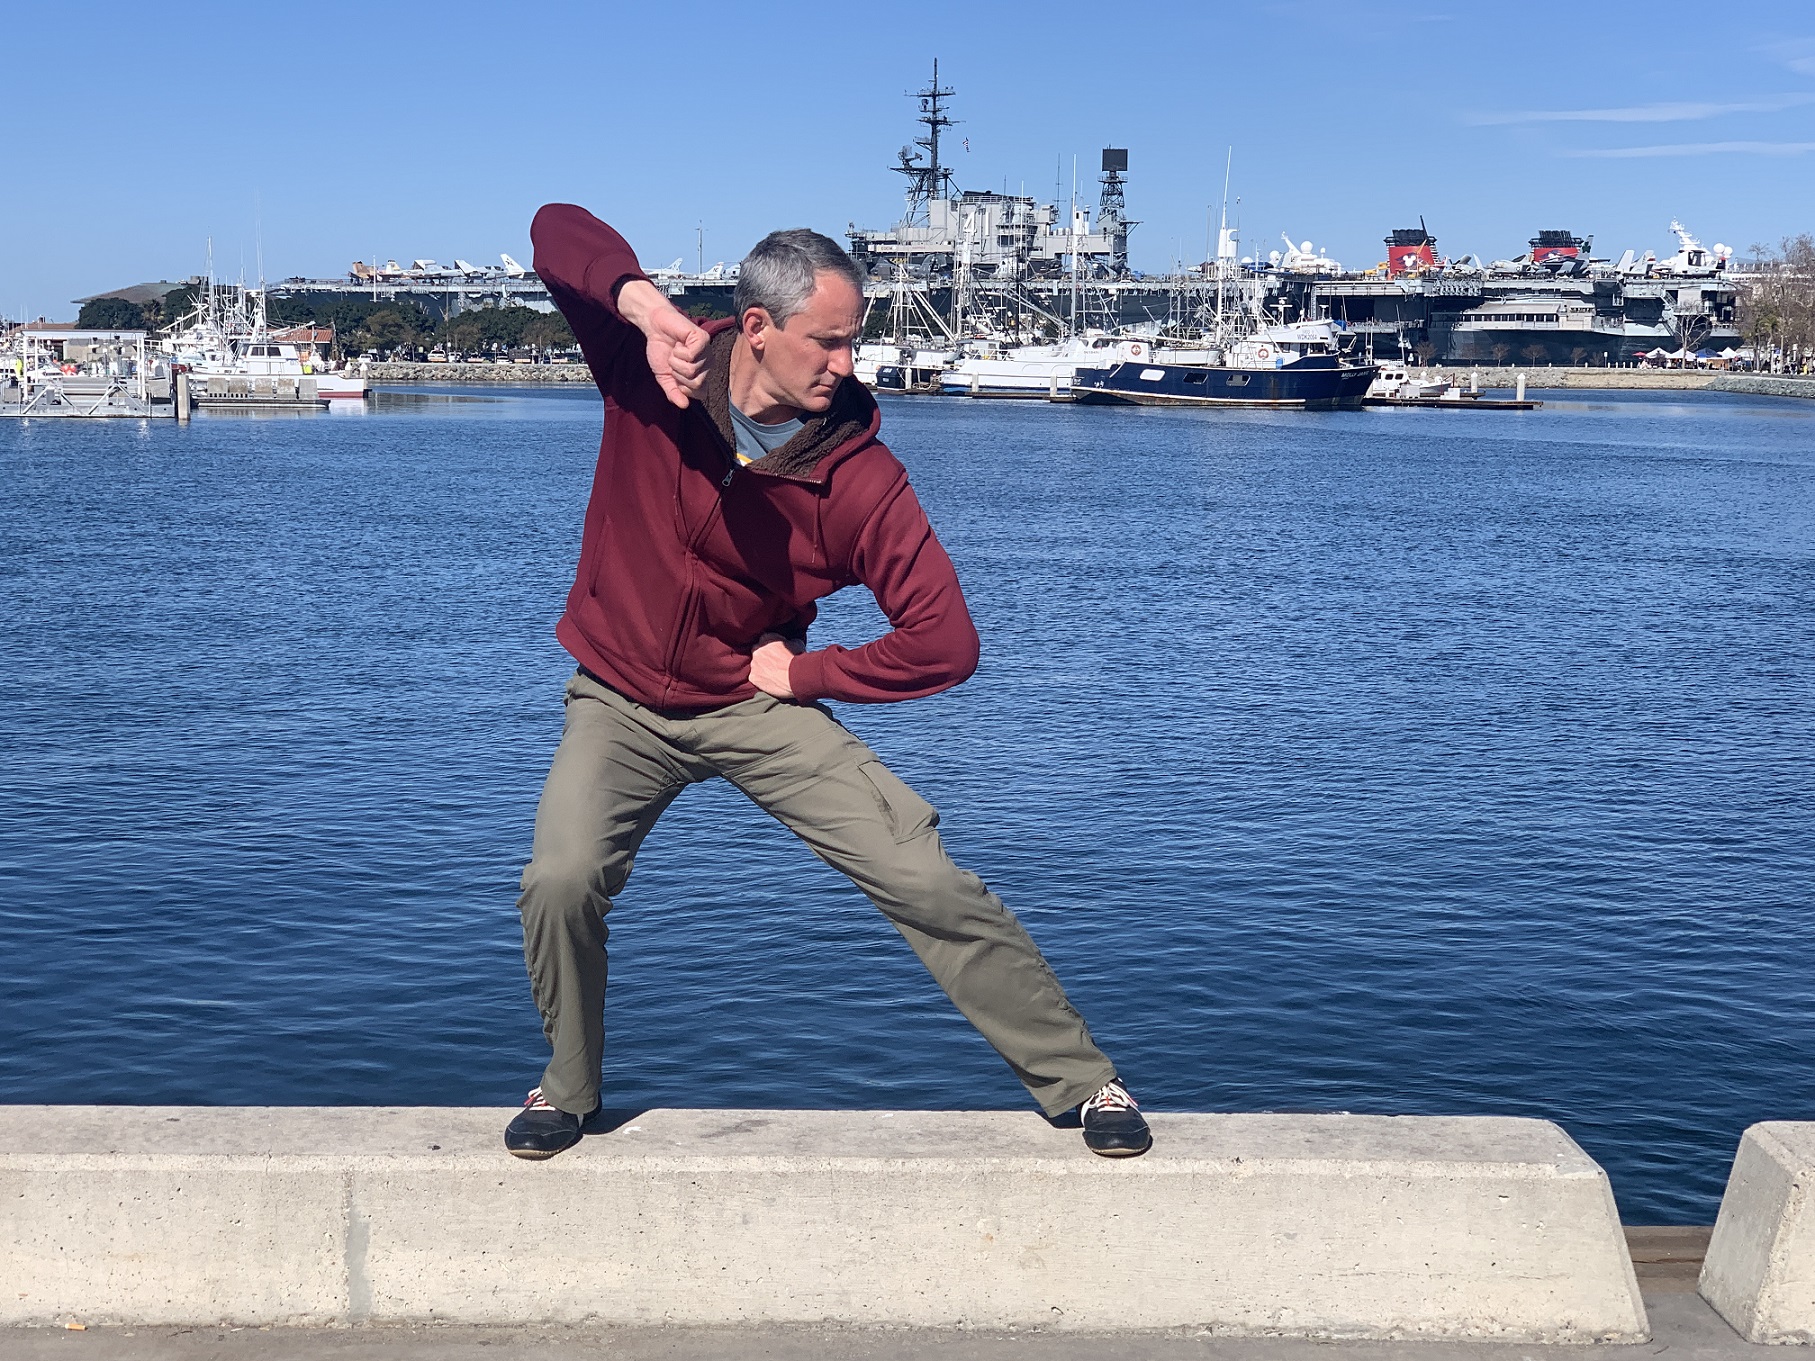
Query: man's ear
741 307 771 353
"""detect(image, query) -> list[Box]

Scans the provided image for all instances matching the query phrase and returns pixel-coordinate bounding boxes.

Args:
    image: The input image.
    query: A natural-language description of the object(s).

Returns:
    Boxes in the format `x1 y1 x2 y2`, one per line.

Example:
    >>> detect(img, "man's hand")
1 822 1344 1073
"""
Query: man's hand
616 278 709 408
750 633 804 700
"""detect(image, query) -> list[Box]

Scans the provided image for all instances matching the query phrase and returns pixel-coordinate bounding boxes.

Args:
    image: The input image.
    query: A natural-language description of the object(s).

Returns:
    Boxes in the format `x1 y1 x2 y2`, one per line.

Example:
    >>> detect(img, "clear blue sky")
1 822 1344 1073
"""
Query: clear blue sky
5 0 1812 319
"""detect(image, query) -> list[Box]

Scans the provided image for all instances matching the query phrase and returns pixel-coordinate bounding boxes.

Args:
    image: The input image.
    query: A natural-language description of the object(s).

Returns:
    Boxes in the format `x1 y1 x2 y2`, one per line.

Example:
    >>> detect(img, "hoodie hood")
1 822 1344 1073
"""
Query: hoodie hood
698 322 879 484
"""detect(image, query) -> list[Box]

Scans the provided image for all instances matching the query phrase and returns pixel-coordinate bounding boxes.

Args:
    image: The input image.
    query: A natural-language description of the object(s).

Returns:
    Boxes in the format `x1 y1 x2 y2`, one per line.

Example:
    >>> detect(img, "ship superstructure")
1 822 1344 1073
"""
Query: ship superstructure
844 65 1138 341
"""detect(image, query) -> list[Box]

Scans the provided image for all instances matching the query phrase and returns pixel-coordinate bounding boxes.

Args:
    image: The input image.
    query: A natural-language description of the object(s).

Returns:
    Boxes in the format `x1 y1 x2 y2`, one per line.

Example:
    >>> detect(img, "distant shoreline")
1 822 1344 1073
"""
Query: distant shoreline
367 362 1815 400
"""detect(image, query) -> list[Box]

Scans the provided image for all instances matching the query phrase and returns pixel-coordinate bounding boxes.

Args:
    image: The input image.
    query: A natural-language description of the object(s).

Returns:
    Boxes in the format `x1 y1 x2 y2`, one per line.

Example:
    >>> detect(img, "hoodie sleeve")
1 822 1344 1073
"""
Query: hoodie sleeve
529 203 651 394
787 475 981 704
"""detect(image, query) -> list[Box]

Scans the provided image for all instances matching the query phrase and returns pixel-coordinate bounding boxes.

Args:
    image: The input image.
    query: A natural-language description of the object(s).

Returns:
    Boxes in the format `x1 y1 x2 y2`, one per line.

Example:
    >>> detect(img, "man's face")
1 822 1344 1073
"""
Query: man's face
746 272 862 413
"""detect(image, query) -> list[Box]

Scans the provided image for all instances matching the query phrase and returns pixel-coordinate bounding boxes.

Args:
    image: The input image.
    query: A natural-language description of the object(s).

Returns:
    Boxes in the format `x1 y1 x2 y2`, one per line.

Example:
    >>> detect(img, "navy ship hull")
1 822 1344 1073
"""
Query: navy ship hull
1074 355 1377 409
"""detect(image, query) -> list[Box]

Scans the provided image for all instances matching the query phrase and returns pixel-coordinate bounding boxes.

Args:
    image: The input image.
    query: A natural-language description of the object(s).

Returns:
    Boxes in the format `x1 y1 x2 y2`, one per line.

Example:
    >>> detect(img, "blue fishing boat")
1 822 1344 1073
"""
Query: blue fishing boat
1073 320 1377 410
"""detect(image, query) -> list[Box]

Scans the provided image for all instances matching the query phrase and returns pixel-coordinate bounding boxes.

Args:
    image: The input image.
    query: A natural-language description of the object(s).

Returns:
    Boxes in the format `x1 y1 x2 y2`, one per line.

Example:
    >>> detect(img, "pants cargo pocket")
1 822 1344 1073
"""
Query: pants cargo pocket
856 760 940 843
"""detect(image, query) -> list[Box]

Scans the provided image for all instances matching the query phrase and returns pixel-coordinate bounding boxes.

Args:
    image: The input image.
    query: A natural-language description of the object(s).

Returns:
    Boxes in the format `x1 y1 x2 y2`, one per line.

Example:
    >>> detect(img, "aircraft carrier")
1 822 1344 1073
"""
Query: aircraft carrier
265 64 1741 365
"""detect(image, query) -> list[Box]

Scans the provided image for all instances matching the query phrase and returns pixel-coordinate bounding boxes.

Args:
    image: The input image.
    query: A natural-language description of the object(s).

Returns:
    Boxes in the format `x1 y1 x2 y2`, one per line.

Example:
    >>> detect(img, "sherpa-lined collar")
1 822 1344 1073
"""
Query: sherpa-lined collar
697 325 876 484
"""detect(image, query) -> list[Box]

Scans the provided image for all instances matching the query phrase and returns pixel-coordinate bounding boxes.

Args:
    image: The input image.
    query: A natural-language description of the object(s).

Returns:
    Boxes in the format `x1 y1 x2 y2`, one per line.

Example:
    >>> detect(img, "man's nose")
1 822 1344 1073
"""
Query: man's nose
828 344 854 379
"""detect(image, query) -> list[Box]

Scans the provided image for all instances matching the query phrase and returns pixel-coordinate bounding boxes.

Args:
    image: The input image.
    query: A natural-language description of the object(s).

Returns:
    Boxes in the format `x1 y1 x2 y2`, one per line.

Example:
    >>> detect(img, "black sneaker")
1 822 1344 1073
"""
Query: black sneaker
504 1087 598 1160
1079 1079 1152 1158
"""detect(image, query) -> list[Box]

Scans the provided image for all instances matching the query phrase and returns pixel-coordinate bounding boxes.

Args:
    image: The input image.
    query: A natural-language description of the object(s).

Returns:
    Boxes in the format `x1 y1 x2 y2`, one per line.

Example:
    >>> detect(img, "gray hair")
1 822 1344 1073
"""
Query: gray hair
734 229 864 327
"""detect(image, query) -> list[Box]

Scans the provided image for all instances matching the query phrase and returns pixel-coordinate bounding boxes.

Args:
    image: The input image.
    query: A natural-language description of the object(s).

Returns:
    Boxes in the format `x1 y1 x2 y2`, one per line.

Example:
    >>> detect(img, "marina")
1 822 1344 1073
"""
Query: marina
28 64 1796 419
2 271 372 418
210 64 1765 411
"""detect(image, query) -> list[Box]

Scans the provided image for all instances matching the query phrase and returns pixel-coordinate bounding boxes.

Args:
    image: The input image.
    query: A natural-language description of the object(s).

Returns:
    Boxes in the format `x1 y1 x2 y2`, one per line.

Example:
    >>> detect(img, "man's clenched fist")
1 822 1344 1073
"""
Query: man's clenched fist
616 278 708 408
749 632 804 700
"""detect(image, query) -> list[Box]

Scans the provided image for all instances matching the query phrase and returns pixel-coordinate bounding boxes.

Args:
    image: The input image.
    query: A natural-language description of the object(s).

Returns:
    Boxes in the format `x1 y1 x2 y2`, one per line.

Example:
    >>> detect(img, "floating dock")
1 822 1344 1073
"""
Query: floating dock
1365 395 1542 410
191 373 330 411
1 329 173 419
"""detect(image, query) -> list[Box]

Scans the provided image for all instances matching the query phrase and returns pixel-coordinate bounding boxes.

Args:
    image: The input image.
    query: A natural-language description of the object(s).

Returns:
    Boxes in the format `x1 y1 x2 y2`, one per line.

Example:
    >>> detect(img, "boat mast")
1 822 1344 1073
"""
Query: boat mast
1069 155 1079 338
1216 148 1232 344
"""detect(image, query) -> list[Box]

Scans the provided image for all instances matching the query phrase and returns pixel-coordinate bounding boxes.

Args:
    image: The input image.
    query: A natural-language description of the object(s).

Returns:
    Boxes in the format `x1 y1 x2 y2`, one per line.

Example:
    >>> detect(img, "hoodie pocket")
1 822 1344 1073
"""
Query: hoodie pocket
857 760 940 843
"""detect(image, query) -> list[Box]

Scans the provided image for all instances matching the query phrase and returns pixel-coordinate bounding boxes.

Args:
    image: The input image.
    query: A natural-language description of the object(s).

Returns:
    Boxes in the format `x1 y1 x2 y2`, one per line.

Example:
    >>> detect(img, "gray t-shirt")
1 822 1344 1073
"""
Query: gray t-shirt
730 403 804 466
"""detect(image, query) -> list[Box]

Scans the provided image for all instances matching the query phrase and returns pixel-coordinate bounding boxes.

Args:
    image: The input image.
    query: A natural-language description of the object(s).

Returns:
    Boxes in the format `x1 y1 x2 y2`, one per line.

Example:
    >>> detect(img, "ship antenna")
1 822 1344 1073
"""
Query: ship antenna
893 59 958 225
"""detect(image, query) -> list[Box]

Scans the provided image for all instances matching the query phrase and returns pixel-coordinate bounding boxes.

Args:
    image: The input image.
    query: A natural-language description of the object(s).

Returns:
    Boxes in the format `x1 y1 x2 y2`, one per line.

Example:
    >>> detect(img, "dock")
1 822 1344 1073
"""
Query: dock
191 373 330 411
2 329 173 419
1366 395 1543 410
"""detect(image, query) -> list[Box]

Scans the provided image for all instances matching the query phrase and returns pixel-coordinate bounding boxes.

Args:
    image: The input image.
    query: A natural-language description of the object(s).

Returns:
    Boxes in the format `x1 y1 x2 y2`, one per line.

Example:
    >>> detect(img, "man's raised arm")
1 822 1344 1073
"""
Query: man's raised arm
530 203 708 407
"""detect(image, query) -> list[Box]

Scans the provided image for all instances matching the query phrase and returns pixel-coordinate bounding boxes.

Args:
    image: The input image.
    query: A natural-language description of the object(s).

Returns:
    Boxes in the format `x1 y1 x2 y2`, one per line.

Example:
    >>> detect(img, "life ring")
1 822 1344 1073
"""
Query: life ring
1129 343 1144 357
1256 344 1271 360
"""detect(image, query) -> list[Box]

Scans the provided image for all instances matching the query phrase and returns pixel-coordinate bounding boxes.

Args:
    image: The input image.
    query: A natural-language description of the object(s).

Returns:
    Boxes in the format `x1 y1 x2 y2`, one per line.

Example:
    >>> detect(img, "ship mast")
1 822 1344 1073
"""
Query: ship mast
892 60 957 227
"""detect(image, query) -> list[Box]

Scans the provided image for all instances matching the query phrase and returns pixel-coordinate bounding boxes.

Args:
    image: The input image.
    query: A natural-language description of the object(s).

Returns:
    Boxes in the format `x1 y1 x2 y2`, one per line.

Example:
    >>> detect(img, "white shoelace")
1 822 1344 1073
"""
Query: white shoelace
522 1086 556 1111
1081 1079 1139 1116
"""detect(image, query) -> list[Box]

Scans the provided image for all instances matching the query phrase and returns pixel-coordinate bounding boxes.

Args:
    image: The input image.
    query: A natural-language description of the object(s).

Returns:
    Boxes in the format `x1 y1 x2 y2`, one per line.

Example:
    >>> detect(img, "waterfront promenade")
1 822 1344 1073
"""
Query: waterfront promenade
6 1112 1815 1355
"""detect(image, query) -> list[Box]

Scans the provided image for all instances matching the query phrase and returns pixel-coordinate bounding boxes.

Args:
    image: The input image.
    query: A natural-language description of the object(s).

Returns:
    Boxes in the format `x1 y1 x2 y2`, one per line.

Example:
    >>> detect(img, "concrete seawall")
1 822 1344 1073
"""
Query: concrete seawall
372 362 594 384
2 1107 1645 1339
1701 1122 1815 1343
1425 370 1815 399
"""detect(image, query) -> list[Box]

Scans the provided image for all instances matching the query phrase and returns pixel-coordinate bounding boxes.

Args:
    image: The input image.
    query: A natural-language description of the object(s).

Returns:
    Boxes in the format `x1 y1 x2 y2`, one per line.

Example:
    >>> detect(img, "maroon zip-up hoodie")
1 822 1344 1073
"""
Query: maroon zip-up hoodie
531 204 980 709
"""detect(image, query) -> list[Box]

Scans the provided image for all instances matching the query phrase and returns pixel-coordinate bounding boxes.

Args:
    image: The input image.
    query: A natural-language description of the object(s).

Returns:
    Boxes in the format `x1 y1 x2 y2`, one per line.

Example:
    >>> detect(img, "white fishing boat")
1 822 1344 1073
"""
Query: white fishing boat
1365 363 1448 400
230 328 368 400
854 341 956 391
162 277 369 404
941 332 1154 397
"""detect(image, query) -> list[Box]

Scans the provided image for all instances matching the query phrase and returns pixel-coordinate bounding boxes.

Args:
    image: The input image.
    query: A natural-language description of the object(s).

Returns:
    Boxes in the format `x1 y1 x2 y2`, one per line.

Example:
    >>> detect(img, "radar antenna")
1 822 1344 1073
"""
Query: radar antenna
892 59 958 225
1097 148 1136 275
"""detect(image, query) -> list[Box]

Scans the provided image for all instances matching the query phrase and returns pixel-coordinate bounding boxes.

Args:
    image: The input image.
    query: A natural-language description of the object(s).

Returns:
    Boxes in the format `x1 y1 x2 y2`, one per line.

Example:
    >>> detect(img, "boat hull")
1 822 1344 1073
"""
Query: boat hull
1074 356 1377 410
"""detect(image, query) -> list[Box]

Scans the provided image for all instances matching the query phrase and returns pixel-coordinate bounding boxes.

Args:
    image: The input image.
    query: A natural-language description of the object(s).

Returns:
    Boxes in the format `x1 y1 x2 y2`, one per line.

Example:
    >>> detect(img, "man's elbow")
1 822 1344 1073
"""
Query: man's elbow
938 621 981 690
529 203 576 277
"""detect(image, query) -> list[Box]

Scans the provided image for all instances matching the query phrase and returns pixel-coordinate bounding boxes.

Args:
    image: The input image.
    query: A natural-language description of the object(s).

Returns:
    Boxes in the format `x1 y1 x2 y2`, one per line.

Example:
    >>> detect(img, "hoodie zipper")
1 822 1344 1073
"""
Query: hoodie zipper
659 424 738 703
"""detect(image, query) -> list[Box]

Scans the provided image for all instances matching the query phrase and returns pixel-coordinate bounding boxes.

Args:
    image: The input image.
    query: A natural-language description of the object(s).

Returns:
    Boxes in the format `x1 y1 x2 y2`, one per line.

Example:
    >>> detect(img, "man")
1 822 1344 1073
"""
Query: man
506 203 1150 1160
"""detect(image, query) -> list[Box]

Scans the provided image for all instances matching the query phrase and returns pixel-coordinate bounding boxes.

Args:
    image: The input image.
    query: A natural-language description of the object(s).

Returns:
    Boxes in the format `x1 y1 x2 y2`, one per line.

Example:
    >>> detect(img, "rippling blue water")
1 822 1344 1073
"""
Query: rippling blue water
2 386 1811 1221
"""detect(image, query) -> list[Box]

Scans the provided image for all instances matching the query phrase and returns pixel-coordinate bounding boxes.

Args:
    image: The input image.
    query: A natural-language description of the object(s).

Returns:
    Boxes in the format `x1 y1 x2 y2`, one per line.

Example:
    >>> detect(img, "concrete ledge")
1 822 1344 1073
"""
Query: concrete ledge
1 1108 1646 1340
1701 1122 1815 1343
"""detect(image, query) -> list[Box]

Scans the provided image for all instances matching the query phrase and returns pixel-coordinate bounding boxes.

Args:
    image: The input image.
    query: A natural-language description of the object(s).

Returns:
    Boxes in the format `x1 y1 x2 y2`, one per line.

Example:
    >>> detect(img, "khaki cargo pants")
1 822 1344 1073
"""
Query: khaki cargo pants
517 668 1118 1117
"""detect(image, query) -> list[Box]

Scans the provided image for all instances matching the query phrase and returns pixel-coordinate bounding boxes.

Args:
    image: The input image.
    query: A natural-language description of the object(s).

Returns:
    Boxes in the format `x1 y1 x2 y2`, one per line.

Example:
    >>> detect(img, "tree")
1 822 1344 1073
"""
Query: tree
151 284 200 332
1489 342 1512 366
1738 235 1815 372
267 292 434 357
1520 342 1549 366
76 297 147 330
522 312 575 352
358 309 419 353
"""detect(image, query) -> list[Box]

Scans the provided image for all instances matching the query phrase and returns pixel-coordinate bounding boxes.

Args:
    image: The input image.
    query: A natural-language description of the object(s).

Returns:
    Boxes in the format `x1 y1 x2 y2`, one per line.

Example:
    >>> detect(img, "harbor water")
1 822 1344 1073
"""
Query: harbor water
1 387 1810 1223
